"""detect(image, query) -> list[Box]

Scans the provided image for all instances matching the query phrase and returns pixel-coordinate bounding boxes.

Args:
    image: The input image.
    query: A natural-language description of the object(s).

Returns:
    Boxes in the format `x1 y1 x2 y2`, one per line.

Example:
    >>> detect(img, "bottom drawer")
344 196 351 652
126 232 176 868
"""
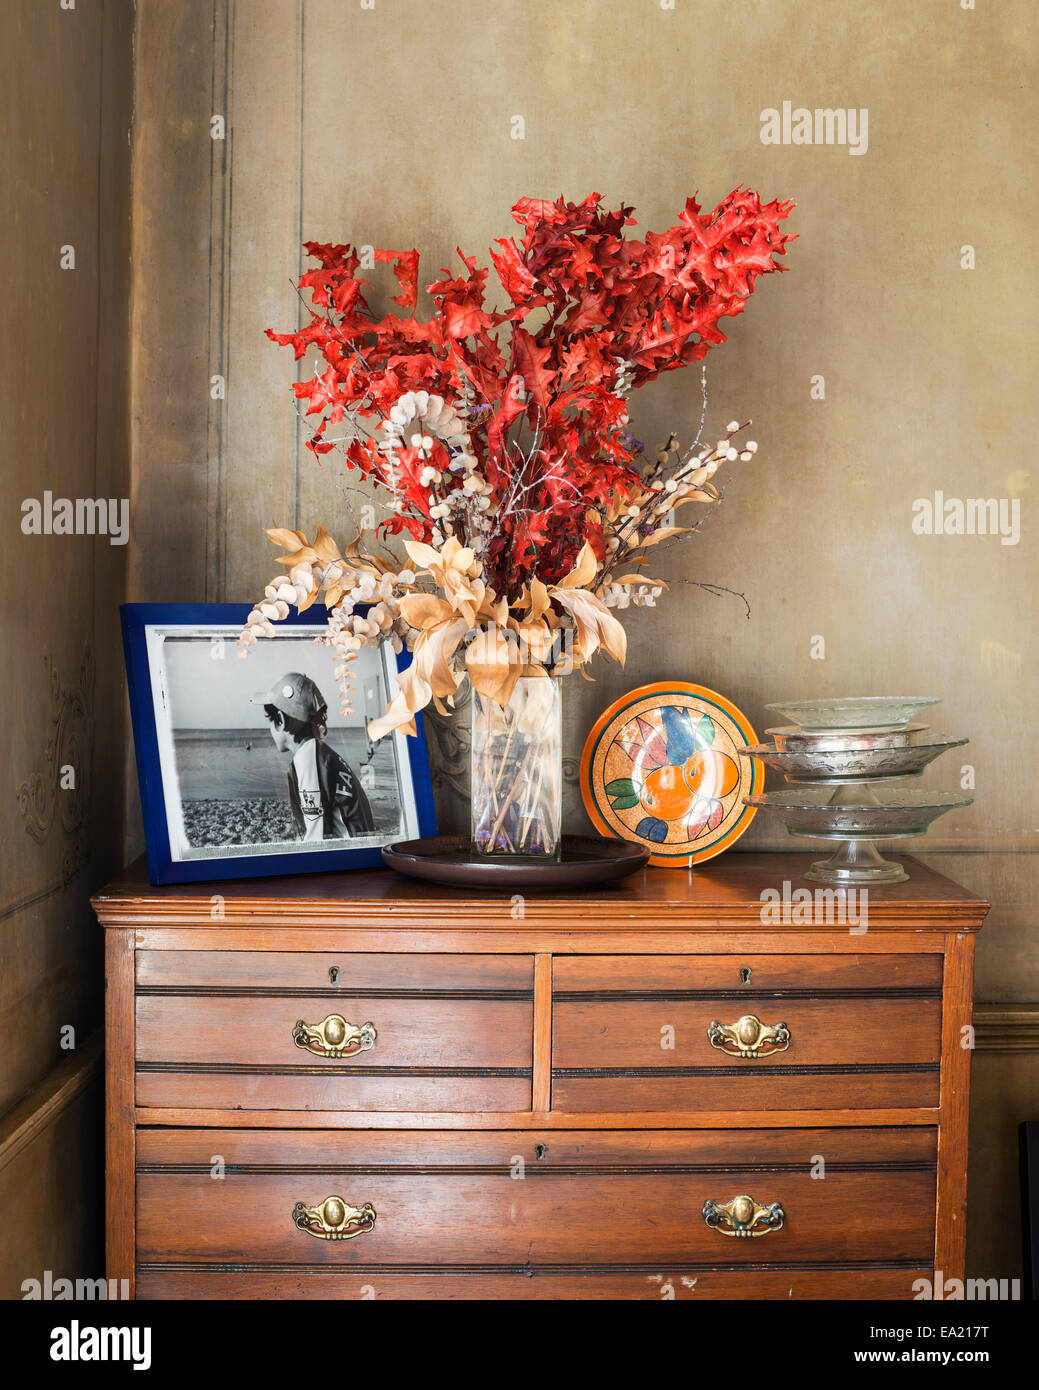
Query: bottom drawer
136 1126 937 1278
137 1267 928 1300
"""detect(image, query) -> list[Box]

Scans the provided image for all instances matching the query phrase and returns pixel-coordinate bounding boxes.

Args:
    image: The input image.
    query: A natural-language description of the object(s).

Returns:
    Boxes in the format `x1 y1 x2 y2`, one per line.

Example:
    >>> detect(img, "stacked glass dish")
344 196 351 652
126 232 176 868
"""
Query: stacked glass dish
739 698 972 885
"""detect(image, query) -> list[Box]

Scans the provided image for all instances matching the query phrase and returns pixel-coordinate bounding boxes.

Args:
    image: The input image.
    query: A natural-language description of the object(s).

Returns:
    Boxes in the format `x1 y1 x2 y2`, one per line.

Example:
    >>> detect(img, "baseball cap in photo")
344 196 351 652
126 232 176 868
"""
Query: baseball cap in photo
254 672 326 722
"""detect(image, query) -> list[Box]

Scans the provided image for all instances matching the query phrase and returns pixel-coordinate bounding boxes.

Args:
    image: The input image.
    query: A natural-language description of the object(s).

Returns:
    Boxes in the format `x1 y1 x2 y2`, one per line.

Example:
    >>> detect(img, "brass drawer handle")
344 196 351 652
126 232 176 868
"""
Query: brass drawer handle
293 1197 376 1241
293 1013 376 1059
707 1013 790 1058
703 1194 785 1238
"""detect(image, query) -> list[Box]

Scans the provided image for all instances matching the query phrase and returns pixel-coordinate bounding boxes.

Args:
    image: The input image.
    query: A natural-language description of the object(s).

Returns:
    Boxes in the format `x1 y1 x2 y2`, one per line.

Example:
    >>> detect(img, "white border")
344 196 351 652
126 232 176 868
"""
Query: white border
144 623 420 862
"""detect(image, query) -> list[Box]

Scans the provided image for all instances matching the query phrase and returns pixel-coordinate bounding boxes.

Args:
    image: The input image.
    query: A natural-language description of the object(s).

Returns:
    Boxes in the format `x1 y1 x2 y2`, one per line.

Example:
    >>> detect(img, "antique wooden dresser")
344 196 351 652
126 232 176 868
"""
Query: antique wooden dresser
93 853 988 1300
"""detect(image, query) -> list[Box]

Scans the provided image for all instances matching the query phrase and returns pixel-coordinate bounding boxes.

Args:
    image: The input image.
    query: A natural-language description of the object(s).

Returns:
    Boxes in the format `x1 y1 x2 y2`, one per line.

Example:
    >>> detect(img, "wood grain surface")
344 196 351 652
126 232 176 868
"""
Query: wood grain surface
935 933 976 1283
137 950 533 992
105 930 136 1295
135 1265 931 1301
137 1073 531 1113
135 1124 939 1168
553 953 943 993
137 1167 935 1265
136 995 532 1068
553 998 941 1069
551 1071 940 1114
92 853 989 931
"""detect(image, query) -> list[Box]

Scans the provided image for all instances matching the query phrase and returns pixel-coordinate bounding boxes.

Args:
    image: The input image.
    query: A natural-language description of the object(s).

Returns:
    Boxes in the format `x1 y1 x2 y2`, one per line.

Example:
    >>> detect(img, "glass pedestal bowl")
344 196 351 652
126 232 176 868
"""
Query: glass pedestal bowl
743 784 973 884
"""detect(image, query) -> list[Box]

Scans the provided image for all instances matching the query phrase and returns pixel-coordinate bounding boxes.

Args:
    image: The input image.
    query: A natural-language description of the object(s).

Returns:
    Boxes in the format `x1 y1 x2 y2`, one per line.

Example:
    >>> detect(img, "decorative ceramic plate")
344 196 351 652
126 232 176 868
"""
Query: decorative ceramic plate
580 681 760 867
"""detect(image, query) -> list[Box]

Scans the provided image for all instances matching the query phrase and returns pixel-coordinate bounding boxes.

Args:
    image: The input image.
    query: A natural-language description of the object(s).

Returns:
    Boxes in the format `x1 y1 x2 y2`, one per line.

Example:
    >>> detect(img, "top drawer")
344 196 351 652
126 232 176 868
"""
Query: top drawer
552 953 942 1113
135 952 533 1114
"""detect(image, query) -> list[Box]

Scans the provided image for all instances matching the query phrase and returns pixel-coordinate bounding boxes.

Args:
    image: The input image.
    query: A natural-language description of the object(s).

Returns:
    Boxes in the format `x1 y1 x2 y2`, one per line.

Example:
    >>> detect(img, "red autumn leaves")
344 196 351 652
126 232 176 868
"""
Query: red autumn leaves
268 189 793 599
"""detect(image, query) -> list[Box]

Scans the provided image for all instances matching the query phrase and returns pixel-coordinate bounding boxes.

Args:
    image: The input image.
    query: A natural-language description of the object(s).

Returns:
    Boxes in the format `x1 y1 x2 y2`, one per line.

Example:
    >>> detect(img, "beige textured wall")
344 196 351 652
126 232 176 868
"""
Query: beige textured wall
126 0 1037 1282
1 0 133 1294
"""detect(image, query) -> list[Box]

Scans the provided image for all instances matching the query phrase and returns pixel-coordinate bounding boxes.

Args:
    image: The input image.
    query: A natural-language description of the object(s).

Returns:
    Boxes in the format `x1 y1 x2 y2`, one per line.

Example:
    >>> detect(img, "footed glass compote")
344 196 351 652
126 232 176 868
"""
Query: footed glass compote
740 713 972 885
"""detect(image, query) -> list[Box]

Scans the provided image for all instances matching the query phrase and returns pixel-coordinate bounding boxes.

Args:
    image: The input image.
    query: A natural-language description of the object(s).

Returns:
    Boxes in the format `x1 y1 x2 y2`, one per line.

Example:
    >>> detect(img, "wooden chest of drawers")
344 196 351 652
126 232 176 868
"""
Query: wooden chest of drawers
93 853 988 1300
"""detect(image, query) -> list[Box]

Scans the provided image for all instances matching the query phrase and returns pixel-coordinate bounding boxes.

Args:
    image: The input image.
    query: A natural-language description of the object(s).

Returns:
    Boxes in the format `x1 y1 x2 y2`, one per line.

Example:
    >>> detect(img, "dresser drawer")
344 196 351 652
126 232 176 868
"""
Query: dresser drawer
135 952 533 1113
136 1126 937 1269
552 953 940 1112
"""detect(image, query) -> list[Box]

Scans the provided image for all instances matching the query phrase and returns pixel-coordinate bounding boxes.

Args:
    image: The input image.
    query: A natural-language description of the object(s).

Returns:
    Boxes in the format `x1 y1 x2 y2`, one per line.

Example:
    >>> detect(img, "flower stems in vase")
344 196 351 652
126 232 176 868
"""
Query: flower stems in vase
471 677 561 857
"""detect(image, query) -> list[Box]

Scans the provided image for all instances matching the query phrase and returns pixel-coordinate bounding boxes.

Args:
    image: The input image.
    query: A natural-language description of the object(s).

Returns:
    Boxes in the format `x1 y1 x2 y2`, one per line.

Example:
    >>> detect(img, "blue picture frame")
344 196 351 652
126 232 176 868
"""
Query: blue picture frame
121 603 437 884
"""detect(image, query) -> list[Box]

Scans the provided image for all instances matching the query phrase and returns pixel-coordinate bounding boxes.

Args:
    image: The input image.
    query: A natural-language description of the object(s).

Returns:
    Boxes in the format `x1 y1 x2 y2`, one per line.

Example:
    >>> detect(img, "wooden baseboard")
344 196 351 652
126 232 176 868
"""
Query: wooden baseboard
973 1004 1039 1053
0 1033 103 1174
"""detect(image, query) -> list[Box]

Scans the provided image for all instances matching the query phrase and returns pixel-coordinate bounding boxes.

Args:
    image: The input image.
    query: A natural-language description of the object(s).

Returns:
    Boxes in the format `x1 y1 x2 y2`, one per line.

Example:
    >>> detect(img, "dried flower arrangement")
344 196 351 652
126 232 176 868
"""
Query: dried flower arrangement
240 190 794 744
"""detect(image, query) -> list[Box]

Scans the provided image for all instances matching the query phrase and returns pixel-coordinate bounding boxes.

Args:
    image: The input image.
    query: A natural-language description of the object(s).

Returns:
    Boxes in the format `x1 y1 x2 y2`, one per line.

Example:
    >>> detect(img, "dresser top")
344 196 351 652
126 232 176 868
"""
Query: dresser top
92 852 988 932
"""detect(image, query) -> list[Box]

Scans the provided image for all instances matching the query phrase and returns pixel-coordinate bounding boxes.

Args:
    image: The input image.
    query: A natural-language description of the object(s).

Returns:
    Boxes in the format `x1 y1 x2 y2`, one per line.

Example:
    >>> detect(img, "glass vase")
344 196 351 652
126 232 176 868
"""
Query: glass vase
471 677 562 857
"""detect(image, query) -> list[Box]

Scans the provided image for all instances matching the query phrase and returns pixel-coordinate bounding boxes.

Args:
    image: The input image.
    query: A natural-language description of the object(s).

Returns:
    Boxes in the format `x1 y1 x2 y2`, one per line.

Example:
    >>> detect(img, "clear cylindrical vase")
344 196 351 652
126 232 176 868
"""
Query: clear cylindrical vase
471 676 562 857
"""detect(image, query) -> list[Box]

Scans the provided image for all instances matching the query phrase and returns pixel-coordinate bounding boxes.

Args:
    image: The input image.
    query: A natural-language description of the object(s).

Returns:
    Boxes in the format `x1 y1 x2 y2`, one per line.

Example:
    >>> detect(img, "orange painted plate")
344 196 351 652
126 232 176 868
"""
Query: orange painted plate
579 681 760 868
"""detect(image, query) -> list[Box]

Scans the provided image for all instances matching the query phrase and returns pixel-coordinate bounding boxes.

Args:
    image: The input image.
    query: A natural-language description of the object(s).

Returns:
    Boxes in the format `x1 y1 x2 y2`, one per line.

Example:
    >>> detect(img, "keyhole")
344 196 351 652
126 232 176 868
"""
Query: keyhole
740 966 752 985
534 1143 547 1160
329 966 340 984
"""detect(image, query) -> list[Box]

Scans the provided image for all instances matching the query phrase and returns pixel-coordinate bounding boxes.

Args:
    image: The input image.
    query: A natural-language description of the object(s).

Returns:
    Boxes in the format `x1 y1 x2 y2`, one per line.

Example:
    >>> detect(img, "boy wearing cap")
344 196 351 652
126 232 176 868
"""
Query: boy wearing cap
260 672 375 841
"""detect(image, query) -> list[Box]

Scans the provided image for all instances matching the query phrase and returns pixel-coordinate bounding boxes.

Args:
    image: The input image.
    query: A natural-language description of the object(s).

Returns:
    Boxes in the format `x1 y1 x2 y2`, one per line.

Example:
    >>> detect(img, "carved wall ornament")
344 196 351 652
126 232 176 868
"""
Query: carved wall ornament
16 649 94 873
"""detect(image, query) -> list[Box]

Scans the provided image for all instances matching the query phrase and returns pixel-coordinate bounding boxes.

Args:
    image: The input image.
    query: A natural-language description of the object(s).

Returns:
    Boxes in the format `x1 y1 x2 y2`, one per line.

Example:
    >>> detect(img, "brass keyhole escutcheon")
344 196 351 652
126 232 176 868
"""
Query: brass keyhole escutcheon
534 1143 547 1160
740 966 752 985
329 966 340 984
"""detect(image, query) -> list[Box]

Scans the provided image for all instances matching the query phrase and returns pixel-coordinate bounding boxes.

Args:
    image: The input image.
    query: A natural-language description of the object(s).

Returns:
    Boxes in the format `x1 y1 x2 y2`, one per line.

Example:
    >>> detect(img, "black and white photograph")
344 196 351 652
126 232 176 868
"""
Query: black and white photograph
148 623 415 860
